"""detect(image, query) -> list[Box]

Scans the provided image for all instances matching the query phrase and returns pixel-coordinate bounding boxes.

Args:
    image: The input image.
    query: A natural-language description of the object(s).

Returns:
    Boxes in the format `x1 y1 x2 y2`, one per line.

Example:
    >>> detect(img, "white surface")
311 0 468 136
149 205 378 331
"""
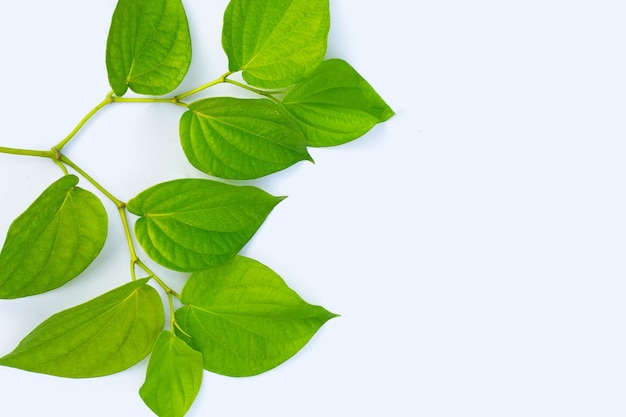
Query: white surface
1 1 626 416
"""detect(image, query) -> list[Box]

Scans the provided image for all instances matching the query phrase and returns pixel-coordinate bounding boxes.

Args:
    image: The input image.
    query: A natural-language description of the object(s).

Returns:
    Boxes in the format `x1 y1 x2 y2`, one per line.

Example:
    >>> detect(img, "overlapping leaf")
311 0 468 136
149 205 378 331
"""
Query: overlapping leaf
222 0 330 88
175 256 337 377
127 179 284 272
281 59 395 147
106 0 192 96
0 279 163 377
0 175 107 299
180 97 312 179
140 331 203 417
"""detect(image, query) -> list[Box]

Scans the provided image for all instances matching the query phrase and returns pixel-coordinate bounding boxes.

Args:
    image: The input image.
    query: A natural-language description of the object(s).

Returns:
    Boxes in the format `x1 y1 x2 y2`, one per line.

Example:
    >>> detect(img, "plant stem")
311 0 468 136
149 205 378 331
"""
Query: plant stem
0 146 55 159
224 79 282 103
55 92 114 151
58 154 125 208
136 259 182 299
176 71 233 100
112 96 189 108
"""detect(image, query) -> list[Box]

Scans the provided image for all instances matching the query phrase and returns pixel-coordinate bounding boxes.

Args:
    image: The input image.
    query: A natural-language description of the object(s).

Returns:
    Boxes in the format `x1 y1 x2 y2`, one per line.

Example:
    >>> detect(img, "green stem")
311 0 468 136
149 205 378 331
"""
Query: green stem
55 92 114 151
112 96 188 108
0 146 55 159
224 79 281 103
58 154 125 208
176 71 233 100
136 259 182 299
167 292 177 332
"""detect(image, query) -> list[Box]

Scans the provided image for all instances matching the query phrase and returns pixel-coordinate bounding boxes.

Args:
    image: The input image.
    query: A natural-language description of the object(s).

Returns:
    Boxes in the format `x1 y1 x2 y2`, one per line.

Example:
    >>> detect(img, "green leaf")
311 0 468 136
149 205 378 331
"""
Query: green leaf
0 279 164 378
280 59 395 147
175 256 337 377
222 0 330 88
0 175 107 299
140 331 203 417
127 179 284 272
180 97 312 180
106 0 192 96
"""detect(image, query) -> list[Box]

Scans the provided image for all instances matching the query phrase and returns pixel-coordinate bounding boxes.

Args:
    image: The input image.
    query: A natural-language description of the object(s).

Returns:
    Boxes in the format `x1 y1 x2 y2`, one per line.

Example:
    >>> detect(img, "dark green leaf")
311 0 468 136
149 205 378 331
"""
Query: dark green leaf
175 256 337 377
222 0 330 88
106 0 192 96
0 175 107 299
180 97 312 180
140 331 203 417
281 59 395 147
127 179 284 272
0 279 164 377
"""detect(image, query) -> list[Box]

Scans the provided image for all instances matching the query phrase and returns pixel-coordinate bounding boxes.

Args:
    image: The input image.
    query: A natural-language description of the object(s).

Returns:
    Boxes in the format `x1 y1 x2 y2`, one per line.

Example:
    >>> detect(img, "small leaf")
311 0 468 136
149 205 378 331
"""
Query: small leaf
180 97 312 180
0 175 107 299
140 331 203 417
106 0 192 96
280 59 395 147
222 0 330 88
0 279 164 378
127 179 284 272
175 256 337 377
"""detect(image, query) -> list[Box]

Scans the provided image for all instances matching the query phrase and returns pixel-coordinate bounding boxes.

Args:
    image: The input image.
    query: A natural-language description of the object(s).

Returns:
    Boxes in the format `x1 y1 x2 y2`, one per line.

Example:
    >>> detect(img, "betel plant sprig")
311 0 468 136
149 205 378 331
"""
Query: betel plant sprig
0 0 393 416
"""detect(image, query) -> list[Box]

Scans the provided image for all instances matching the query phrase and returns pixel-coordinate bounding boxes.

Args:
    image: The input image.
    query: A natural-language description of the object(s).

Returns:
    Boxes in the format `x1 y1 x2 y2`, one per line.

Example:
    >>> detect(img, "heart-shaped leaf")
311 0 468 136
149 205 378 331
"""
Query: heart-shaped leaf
180 97 312 179
175 256 337 377
281 59 395 147
0 175 107 299
222 0 330 88
0 279 164 378
127 179 284 272
140 331 203 417
106 0 192 96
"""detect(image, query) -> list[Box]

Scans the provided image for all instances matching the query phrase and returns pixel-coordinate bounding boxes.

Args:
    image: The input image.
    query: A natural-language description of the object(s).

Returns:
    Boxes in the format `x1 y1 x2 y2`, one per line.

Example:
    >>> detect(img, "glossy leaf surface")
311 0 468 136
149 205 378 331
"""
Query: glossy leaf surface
127 179 283 271
180 97 311 179
140 331 203 417
106 0 192 96
0 279 164 377
281 59 395 147
175 256 337 376
222 0 330 88
0 175 107 299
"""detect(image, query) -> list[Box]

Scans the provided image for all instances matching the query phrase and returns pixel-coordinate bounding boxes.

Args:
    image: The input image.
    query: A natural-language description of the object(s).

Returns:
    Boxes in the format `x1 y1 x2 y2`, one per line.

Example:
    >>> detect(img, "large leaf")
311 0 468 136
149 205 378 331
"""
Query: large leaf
175 256 337 377
140 331 203 417
127 179 284 272
0 279 164 378
280 59 395 147
222 0 330 88
106 0 192 96
180 97 312 180
0 175 107 299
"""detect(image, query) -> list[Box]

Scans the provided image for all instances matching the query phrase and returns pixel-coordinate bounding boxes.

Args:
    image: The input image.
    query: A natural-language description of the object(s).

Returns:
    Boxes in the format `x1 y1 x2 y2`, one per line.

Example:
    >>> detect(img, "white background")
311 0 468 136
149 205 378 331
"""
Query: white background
1 1 626 416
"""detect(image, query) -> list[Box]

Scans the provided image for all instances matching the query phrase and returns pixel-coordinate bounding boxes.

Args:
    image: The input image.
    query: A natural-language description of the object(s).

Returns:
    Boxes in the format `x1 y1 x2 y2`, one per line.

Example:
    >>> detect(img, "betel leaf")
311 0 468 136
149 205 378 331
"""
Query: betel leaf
106 0 192 96
180 97 312 180
127 179 284 272
175 256 337 377
0 175 107 299
140 331 203 417
222 0 330 88
0 279 164 378
280 59 395 147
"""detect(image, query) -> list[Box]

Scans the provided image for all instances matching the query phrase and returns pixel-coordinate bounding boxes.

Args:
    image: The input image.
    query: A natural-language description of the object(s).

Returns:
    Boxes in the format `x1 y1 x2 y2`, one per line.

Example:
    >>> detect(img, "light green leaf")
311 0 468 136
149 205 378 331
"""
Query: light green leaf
106 0 192 96
0 175 107 299
0 279 164 378
222 0 330 88
280 59 395 147
127 179 284 272
180 97 312 180
175 256 337 377
140 331 203 417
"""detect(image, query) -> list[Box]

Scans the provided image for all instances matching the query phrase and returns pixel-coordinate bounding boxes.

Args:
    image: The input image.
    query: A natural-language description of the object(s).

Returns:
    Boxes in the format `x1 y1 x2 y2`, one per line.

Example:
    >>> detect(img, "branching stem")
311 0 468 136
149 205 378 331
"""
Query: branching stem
176 71 233 100
55 92 114 151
